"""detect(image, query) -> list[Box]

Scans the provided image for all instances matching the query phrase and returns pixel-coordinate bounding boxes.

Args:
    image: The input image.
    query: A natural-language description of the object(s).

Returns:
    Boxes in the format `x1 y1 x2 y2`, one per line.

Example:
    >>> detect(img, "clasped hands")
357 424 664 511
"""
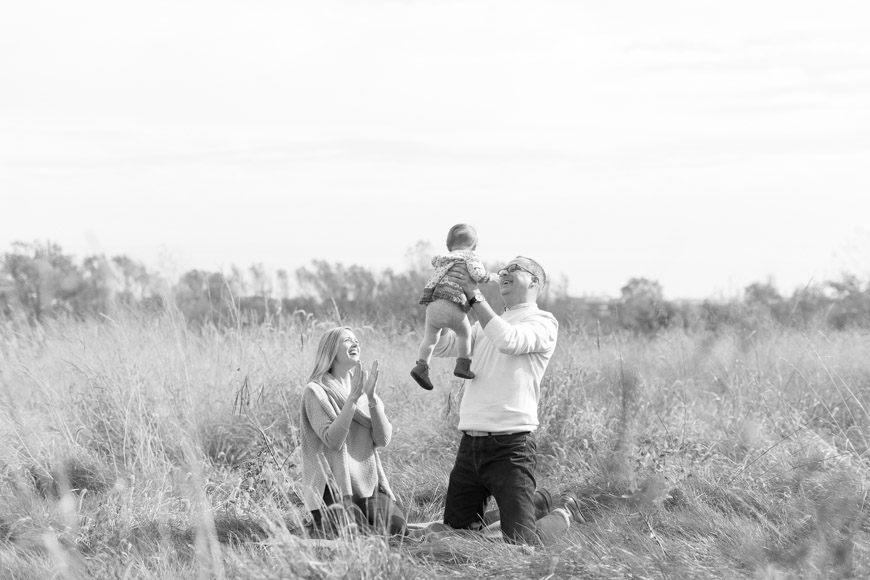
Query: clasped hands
349 359 380 403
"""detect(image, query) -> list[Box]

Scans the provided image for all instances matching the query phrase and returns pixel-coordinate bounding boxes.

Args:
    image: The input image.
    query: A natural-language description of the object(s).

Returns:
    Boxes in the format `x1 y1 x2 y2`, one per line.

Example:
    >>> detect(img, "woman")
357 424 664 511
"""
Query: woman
299 326 406 536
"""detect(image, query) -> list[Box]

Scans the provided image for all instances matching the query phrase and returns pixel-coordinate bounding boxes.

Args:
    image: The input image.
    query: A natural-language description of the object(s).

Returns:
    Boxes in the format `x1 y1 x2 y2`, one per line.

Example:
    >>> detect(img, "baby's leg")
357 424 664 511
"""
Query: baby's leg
417 301 453 363
412 301 454 391
450 310 473 359
448 308 475 379
417 321 442 364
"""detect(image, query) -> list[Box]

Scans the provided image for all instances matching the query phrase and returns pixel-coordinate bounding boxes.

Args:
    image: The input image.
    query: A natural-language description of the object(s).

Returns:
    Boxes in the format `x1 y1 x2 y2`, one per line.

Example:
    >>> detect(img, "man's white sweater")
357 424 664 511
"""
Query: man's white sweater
434 302 558 433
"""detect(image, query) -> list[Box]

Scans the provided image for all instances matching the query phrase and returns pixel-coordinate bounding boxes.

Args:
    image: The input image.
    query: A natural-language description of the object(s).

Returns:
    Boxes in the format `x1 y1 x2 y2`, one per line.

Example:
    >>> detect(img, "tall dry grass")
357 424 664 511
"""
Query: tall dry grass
1 309 868 579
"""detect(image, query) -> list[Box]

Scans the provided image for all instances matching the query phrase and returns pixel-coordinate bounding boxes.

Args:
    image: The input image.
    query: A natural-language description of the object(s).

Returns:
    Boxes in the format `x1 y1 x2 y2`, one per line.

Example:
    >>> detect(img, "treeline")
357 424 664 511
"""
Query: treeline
2 241 869 334
552 277 870 335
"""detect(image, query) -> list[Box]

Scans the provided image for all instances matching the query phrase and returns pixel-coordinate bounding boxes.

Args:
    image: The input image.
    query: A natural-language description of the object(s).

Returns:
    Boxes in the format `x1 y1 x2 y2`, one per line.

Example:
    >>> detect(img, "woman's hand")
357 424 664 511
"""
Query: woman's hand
362 360 380 400
350 360 380 402
349 363 366 403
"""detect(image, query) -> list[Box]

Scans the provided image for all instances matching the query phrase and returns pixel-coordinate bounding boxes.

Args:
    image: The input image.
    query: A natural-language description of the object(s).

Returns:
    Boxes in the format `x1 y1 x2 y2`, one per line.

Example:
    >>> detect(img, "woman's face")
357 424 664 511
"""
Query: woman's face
332 329 361 369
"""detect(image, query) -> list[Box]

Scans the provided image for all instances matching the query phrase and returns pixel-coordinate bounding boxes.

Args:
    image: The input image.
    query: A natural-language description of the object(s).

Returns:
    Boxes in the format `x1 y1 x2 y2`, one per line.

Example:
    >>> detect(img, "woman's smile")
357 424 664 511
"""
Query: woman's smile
334 329 361 367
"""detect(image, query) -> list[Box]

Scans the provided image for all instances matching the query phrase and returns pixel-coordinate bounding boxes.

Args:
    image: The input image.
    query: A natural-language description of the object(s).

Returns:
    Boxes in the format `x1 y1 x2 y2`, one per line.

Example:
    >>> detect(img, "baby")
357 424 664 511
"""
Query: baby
410 224 497 391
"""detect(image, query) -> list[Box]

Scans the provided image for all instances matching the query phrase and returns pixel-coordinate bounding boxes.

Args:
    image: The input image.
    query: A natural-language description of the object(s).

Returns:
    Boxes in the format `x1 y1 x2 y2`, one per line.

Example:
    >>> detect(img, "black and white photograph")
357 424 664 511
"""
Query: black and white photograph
2 1 869 578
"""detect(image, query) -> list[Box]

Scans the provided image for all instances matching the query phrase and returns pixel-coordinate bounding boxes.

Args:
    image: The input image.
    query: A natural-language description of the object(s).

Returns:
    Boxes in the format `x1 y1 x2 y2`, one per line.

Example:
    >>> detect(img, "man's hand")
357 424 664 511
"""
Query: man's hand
447 263 478 299
449 262 497 329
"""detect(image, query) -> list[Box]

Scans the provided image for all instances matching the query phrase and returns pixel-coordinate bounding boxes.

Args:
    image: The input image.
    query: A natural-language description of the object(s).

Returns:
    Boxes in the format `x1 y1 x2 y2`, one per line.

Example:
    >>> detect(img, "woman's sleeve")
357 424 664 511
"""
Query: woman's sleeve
367 396 393 448
303 385 353 451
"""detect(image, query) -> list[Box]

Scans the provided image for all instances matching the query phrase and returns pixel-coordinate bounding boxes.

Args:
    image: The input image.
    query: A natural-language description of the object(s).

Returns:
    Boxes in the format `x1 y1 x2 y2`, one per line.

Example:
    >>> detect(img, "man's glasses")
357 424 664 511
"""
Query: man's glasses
497 264 538 278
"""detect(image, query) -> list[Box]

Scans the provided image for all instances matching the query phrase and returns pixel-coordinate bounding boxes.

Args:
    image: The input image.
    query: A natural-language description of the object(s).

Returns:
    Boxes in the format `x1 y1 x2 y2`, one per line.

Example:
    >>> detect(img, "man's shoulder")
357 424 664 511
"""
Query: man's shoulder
508 305 559 332
531 307 559 329
537 307 558 323
508 304 557 320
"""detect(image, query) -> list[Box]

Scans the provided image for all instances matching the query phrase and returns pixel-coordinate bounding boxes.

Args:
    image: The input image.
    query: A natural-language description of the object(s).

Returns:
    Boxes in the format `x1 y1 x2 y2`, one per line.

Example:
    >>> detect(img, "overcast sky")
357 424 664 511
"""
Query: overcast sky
2 0 869 299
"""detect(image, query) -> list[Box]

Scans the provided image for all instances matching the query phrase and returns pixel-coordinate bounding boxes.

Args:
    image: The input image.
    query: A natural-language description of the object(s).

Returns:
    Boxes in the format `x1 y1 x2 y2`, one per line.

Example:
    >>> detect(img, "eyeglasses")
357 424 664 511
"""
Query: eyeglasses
497 264 538 278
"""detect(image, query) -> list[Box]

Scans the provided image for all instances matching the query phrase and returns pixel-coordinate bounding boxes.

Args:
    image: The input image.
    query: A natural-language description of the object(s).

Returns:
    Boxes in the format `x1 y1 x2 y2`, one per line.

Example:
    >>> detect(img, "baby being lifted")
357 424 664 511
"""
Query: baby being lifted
410 224 497 391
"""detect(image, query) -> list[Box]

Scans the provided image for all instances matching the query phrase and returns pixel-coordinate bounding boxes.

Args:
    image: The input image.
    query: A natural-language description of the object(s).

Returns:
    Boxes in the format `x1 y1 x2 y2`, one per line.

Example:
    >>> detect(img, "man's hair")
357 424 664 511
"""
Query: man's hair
517 256 547 289
446 224 478 250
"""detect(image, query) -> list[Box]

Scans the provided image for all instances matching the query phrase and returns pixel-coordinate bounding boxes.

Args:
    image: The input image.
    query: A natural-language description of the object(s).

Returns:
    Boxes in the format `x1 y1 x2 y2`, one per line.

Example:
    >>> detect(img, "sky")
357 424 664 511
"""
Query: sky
2 0 869 300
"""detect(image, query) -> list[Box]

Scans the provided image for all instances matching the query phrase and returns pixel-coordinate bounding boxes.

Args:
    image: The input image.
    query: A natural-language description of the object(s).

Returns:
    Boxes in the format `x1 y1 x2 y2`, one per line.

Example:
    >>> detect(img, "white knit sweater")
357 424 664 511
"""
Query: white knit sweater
298 381 395 511
433 302 559 432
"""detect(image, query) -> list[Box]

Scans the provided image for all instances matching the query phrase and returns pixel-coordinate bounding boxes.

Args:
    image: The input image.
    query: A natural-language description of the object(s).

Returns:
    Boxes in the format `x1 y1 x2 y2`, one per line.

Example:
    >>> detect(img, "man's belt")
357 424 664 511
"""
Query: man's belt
462 430 529 437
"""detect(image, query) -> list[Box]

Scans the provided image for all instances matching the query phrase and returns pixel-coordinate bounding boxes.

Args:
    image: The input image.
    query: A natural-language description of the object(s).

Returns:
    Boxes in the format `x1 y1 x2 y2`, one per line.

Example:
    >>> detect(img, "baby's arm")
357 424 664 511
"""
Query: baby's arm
431 255 450 268
465 256 496 284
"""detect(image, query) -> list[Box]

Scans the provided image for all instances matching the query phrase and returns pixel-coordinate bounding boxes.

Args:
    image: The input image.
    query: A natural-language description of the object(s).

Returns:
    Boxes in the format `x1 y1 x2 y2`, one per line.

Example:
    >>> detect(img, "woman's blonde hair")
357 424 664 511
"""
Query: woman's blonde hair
308 326 354 384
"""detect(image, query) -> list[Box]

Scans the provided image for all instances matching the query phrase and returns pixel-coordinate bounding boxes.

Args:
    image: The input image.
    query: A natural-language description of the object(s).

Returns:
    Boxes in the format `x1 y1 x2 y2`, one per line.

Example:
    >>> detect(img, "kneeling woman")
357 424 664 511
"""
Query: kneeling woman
299 326 406 535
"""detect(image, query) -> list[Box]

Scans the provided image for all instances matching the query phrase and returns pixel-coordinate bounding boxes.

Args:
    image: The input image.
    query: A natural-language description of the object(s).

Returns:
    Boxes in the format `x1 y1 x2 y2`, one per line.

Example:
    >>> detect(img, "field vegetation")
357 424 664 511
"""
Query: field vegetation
1 303 869 579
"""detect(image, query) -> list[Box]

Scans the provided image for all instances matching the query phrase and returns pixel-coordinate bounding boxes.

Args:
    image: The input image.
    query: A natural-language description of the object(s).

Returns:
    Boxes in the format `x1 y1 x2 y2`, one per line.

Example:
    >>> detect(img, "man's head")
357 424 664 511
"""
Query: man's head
446 224 478 251
497 256 547 307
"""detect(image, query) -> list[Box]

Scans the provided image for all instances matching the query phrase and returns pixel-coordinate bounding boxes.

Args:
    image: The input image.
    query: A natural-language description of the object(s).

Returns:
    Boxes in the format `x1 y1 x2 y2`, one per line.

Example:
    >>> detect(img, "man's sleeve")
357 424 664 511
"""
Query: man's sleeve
482 312 558 356
432 322 480 358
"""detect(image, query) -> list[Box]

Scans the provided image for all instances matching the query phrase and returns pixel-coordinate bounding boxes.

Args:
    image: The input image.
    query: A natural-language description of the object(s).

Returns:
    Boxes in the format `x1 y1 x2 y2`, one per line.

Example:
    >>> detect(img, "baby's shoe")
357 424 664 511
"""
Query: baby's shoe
410 360 434 390
453 358 475 379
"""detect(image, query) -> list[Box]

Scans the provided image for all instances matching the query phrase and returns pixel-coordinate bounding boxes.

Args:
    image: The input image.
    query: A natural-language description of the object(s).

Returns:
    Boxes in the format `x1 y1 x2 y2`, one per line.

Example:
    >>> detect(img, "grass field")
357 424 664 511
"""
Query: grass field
1 309 868 579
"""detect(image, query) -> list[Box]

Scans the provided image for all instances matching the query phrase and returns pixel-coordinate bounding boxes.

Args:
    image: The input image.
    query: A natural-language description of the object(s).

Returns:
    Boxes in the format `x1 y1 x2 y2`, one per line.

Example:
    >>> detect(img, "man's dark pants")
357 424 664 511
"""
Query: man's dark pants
443 431 543 544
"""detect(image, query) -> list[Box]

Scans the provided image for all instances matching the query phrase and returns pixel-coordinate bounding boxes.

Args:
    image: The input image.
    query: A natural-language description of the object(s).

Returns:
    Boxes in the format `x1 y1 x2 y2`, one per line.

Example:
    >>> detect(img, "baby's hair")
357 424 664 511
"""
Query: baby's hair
446 224 479 250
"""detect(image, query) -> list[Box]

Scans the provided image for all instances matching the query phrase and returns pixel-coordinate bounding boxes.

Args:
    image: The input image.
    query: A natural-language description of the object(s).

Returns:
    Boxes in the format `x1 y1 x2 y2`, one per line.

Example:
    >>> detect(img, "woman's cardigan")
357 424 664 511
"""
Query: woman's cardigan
299 379 396 511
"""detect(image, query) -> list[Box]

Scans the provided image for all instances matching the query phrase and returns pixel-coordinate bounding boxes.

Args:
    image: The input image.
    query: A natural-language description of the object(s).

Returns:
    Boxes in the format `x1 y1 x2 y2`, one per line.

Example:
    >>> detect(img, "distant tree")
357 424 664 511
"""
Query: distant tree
111 255 151 304
744 281 782 307
296 260 378 318
174 270 236 327
744 281 786 322
620 278 664 303
228 265 247 298
376 268 428 326
249 263 271 300
787 284 830 327
616 277 670 335
276 269 290 301
0 241 83 321
80 255 114 313
825 274 870 329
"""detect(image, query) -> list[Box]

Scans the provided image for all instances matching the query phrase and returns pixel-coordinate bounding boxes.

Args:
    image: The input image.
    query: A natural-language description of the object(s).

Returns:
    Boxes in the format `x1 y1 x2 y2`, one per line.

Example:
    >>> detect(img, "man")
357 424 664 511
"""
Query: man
431 256 581 545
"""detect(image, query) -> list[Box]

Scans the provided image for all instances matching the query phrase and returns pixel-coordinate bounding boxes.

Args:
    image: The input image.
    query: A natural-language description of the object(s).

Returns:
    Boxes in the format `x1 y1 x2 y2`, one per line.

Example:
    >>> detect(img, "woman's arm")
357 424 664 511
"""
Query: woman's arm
360 361 392 447
302 381 364 451
367 396 393 448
